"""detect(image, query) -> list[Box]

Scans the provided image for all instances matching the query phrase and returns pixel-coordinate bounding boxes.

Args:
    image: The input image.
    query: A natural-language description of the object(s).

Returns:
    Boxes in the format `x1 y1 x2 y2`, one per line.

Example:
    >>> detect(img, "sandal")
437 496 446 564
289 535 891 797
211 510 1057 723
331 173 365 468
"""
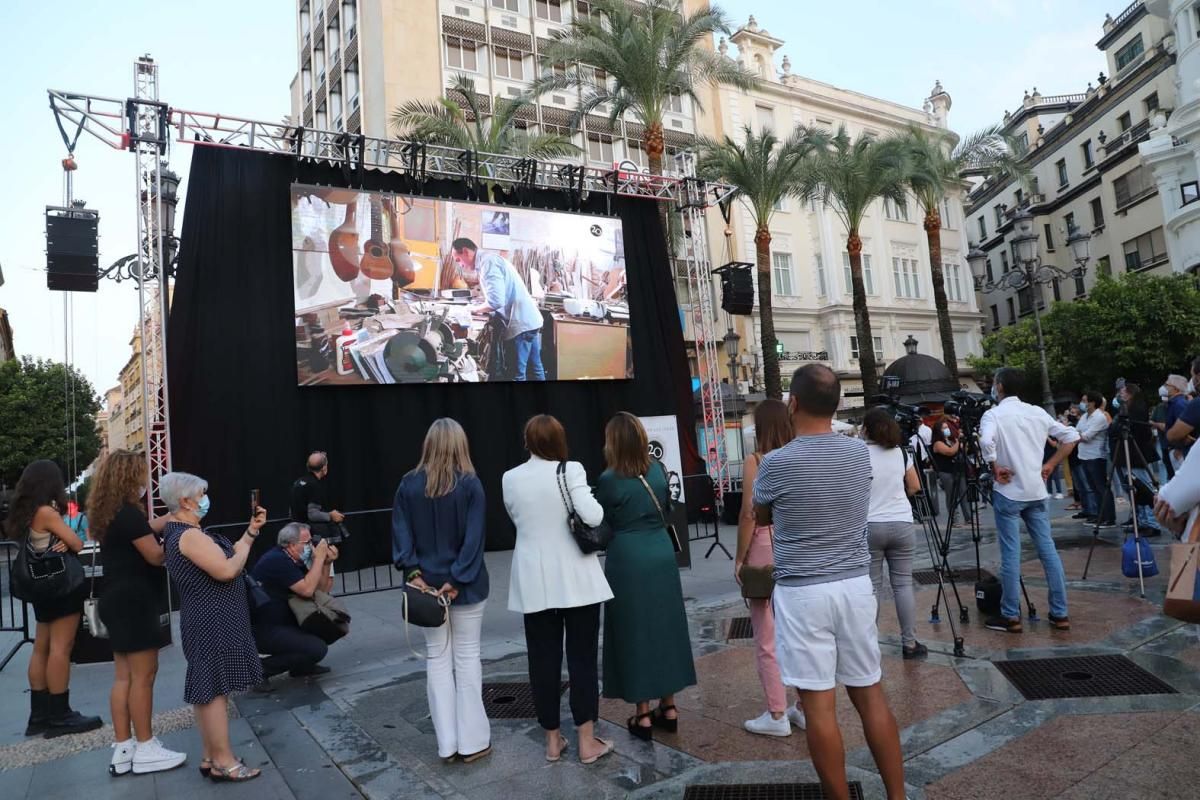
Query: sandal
460 745 492 763
209 760 261 782
580 737 615 765
545 734 569 763
627 712 653 742
199 758 212 778
651 704 678 733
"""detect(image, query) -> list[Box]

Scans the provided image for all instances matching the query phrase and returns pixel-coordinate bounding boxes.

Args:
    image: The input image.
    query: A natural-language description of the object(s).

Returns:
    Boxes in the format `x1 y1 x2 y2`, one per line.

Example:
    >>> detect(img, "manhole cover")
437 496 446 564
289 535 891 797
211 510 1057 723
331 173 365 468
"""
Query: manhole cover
480 681 566 719
726 616 754 640
912 567 994 586
683 782 865 799
994 655 1177 701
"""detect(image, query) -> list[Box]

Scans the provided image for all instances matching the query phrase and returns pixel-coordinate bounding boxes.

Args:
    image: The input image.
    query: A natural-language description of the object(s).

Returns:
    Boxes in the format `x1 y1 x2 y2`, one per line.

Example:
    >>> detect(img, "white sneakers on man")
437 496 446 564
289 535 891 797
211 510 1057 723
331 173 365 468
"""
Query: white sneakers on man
743 711 791 737
131 737 187 774
787 703 807 731
109 739 136 776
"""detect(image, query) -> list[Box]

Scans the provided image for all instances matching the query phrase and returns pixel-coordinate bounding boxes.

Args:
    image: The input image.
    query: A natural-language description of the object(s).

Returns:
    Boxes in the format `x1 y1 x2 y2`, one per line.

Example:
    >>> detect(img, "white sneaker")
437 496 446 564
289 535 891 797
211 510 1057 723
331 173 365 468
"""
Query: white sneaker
109 739 135 776
1054 493 1065 499
744 710 791 737
787 704 807 731
132 737 187 774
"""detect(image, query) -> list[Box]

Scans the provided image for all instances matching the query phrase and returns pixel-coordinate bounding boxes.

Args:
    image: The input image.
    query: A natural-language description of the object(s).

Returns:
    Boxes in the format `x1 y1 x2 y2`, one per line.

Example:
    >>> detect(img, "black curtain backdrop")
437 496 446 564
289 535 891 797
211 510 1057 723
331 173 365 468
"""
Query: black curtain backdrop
167 147 697 566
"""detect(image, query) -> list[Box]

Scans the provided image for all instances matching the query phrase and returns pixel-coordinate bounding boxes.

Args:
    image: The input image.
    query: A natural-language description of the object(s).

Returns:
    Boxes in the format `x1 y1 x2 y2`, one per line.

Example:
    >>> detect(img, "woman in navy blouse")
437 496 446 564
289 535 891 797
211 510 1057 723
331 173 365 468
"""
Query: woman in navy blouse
392 418 491 764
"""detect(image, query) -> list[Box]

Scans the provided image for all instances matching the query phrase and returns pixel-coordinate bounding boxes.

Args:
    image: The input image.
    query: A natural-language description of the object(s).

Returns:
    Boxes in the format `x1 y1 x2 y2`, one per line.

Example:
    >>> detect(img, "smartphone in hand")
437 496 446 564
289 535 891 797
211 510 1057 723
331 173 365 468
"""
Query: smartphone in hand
250 489 261 517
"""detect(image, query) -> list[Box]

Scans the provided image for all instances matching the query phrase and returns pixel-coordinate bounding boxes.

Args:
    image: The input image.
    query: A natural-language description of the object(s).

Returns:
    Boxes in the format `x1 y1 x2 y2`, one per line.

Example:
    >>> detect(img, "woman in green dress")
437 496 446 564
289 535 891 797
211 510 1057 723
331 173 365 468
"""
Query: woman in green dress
596 412 696 741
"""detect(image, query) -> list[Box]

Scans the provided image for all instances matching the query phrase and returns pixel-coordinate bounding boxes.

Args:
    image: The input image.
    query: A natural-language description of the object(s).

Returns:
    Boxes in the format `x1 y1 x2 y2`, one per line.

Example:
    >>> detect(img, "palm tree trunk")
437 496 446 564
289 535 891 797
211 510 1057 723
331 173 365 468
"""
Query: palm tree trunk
924 206 959 380
847 232 879 397
755 225 782 399
643 121 671 252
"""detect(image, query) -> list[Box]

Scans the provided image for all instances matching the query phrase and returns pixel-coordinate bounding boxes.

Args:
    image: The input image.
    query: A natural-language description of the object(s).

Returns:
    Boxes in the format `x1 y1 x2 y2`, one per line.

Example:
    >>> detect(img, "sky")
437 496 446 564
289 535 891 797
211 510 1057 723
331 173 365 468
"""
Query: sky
0 0 1115 401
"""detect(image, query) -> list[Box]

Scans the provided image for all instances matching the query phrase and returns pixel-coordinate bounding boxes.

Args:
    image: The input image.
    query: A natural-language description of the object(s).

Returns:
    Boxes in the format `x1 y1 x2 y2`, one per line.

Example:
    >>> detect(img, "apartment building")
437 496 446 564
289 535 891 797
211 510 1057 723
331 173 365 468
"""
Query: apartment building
99 385 127 457
119 330 145 452
705 17 981 401
966 0 1177 333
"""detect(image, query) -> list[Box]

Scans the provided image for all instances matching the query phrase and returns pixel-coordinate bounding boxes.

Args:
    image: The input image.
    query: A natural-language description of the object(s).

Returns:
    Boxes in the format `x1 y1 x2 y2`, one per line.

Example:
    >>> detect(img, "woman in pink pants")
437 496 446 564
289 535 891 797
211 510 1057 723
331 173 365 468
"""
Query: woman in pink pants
735 399 806 737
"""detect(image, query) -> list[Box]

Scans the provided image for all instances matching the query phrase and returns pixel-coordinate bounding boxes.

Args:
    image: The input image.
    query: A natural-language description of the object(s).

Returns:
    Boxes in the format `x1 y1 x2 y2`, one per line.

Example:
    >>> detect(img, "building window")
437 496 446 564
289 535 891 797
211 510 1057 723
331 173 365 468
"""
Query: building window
445 37 478 71
666 91 683 114
993 205 1005 227
756 105 774 133
1113 164 1155 209
814 254 827 296
985 258 994 283
1090 197 1105 229
1182 181 1200 206
1052 278 1062 301
941 198 954 229
1017 286 1034 315
849 336 883 361
1056 158 1069 188
1118 111 1133 132
493 46 525 80
1044 223 1055 251
772 252 795 296
1081 139 1094 169
892 257 922 299
1145 92 1160 114
492 0 519 10
1000 251 1009 274
535 0 562 22
990 304 1000 329
842 253 875 294
1115 34 1144 72
586 133 614 164
1064 211 1076 236
1097 255 1112 277
1074 273 1086 296
773 196 789 213
977 217 987 240
1005 297 1015 324
884 197 910 222
945 262 965 302
1123 227 1168 271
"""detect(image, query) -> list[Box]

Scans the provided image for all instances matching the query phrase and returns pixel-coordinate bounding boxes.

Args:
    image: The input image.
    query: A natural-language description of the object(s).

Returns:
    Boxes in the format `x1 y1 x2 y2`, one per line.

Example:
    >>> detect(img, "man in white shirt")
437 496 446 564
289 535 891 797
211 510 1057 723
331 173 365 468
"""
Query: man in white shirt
979 368 1080 633
1074 391 1115 526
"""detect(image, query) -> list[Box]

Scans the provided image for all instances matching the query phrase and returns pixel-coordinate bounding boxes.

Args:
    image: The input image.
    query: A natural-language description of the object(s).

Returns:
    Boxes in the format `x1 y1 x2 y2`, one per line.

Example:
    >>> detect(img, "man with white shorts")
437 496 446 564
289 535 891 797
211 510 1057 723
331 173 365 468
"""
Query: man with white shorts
754 364 907 800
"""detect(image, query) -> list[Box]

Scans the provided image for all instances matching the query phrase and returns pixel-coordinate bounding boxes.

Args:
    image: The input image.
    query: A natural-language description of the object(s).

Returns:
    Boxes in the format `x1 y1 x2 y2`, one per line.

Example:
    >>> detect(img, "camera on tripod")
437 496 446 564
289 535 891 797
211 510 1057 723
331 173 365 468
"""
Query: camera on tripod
870 394 928 440
943 390 992 431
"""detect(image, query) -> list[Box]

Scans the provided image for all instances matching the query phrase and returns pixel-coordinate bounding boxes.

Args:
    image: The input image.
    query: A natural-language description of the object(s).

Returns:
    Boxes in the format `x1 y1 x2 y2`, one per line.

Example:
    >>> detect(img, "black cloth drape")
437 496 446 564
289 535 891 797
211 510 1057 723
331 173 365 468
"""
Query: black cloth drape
167 147 695 563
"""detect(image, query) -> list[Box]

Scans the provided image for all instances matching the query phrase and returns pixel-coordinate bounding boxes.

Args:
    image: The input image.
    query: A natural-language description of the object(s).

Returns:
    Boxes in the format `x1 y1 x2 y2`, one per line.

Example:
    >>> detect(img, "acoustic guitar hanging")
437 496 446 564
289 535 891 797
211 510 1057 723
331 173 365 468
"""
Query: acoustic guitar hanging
327 201 361 282
383 197 417 288
359 196 395 280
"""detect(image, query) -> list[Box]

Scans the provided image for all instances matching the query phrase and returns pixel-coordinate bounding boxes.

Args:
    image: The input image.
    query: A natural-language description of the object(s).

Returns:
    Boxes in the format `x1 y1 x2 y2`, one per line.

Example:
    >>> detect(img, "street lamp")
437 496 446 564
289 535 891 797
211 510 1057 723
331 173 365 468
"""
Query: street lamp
723 326 741 384
967 208 1093 413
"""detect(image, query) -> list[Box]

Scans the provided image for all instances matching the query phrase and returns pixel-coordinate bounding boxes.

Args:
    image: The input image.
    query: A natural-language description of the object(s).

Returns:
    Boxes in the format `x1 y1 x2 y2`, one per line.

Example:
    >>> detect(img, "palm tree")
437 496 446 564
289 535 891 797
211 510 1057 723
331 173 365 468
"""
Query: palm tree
391 74 579 192
799 126 910 398
900 124 1028 379
697 126 827 399
533 0 757 177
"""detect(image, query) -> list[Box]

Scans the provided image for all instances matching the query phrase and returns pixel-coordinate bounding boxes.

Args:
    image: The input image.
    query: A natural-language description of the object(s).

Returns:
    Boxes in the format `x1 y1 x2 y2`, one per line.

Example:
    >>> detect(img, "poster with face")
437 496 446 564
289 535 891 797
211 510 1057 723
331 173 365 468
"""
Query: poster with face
639 415 685 504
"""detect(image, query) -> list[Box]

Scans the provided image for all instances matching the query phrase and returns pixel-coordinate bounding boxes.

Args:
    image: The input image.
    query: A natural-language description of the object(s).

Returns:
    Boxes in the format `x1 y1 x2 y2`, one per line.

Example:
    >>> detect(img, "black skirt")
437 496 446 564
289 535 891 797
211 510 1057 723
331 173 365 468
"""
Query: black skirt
99 581 164 653
31 585 86 624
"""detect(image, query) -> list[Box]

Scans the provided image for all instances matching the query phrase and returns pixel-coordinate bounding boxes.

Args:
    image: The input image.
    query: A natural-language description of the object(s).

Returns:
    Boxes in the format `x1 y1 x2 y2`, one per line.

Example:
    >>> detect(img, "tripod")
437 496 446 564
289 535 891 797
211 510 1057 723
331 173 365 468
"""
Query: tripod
1081 417 1157 597
902 440 965 657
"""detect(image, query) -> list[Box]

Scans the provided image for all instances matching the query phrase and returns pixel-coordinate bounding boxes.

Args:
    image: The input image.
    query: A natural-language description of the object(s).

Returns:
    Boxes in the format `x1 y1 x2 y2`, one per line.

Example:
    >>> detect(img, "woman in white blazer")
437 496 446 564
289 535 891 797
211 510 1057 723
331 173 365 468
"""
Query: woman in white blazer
503 415 615 766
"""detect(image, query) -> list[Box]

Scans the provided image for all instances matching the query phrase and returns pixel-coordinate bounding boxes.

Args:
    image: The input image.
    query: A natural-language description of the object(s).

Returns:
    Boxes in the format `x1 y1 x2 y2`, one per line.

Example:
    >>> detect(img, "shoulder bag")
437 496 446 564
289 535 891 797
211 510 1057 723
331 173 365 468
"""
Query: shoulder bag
10 533 85 603
638 467 683 554
556 462 613 554
289 589 352 644
81 545 108 639
1164 510 1200 624
400 581 453 659
736 454 775 599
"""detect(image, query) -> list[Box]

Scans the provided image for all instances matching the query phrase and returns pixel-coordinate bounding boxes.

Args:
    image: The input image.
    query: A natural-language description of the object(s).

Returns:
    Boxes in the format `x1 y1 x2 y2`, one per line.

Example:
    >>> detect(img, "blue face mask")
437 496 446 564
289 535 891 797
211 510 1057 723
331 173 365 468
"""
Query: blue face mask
300 543 314 567
196 495 211 519
990 386 999 402
1112 397 1121 408
1079 402 1088 413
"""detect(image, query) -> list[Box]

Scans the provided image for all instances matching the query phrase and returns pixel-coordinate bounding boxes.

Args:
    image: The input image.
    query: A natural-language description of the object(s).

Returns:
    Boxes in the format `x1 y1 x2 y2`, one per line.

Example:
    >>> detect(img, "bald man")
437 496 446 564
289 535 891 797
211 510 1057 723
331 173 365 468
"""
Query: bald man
289 451 348 542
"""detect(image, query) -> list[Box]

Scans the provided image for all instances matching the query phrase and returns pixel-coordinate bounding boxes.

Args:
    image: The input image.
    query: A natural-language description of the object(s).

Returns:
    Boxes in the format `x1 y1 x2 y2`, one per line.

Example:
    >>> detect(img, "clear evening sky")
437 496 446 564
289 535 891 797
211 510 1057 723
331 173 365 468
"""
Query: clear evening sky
0 0 1109 395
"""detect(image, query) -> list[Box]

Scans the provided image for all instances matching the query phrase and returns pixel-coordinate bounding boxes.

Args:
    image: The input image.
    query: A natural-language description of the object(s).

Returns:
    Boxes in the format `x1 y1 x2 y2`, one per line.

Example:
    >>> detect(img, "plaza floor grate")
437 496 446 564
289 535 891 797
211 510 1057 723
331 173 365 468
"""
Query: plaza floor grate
726 616 754 640
480 681 566 719
683 782 865 800
994 655 1178 701
912 567 994 586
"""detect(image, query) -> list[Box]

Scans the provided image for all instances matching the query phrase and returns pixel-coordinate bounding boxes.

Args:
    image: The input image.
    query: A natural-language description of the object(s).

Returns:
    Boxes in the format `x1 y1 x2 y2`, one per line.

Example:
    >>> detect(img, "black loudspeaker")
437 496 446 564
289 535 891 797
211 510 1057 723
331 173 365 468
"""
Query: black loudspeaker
720 267 754 315
46 207 100 292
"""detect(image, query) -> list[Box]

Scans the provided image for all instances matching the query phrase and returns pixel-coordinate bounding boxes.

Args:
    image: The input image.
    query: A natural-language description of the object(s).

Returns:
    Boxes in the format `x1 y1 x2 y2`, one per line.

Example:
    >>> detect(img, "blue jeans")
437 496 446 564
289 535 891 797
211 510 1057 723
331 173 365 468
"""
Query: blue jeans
992 492 1069 620
512 330 545 381
1044 463 1063 495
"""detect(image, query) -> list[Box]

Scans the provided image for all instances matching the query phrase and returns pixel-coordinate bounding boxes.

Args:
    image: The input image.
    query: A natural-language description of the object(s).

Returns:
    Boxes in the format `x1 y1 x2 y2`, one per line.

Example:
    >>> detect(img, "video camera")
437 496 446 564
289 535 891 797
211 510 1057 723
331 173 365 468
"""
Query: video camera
870 394 929 440
943 390 992 431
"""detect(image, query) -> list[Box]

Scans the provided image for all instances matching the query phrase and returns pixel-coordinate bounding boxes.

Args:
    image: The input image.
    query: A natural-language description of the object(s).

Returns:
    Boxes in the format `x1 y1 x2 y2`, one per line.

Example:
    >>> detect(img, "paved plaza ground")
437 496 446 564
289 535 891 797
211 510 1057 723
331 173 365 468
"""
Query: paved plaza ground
1 497 1197 799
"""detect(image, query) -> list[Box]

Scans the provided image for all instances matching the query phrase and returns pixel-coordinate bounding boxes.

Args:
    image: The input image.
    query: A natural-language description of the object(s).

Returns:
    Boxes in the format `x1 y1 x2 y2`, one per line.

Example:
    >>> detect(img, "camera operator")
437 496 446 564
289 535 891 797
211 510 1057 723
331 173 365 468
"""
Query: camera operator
1114 384 1163 535
929 415 970 525
979 368 1079 634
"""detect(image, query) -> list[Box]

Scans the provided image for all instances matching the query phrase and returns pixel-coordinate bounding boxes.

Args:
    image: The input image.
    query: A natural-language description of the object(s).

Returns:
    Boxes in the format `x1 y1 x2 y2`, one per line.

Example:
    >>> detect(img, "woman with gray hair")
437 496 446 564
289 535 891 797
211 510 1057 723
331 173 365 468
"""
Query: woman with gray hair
159 472 266 782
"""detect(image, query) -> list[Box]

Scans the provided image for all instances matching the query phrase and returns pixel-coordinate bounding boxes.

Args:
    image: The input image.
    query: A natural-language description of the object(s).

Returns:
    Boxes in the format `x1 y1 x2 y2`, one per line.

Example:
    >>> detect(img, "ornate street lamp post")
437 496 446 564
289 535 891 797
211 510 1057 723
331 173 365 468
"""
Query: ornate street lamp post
723 326 741 385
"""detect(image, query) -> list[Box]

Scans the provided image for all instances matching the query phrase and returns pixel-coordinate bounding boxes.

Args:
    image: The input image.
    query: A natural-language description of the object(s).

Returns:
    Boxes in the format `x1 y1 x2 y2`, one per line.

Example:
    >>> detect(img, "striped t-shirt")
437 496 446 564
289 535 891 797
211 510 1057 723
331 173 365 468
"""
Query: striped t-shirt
752 432 872 585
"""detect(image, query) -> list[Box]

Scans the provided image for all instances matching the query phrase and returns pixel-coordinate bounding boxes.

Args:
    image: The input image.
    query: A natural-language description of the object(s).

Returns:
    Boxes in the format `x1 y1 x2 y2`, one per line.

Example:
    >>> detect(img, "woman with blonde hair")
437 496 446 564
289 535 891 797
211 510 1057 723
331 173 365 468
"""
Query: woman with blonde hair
596 412 696 741
89 450 184 775
392 418 491 764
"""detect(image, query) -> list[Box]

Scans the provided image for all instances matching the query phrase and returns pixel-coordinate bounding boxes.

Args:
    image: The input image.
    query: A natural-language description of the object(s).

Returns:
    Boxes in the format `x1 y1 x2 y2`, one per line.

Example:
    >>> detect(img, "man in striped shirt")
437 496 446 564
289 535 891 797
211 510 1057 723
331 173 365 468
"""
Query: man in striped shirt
754 364 906 800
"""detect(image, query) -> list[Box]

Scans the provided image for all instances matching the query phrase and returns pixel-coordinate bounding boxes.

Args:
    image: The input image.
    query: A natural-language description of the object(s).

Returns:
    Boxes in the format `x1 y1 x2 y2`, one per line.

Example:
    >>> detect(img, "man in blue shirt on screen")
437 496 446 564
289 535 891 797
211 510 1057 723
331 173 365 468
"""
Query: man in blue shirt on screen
452 237 546 382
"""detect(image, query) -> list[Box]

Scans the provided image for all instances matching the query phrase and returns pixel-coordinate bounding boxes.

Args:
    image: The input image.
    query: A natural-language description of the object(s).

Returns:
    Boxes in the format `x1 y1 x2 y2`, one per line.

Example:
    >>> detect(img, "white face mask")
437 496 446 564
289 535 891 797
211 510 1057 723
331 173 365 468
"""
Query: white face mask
1159 386 1170 400
941 427 952 438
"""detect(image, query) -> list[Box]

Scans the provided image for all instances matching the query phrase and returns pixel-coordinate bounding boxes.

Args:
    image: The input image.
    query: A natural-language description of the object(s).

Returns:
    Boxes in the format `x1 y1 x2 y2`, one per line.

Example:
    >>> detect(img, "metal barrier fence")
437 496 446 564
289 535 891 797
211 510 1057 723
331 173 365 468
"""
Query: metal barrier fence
0 541 34 669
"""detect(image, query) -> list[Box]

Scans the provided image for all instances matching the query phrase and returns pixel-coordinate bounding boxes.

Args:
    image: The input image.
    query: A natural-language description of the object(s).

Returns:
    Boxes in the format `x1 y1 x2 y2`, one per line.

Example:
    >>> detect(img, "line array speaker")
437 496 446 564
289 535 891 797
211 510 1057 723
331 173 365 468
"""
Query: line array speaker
719 267 754 315
46 207 100 293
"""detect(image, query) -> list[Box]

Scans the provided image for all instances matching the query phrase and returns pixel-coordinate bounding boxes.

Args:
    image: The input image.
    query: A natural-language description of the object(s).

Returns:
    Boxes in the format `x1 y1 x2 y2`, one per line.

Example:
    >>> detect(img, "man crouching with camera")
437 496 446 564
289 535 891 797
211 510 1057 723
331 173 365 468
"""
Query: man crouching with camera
979 368 1080 633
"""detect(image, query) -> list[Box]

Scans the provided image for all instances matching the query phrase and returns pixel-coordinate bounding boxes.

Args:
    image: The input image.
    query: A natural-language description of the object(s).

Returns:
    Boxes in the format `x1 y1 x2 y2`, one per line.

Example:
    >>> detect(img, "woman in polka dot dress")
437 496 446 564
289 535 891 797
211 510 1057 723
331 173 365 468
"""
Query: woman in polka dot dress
159 472 265 783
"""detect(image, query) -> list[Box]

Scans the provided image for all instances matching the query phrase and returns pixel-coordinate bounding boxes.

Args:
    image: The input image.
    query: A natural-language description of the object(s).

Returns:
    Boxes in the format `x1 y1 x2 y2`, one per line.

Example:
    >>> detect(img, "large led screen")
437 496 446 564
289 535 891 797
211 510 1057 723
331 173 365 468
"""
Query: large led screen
291 184 631 385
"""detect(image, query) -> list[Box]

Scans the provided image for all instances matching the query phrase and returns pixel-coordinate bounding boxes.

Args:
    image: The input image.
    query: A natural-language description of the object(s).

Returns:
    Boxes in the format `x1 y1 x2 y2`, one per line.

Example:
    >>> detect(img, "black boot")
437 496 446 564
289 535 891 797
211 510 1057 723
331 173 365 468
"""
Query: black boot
24 689 49 736
43 691 103 739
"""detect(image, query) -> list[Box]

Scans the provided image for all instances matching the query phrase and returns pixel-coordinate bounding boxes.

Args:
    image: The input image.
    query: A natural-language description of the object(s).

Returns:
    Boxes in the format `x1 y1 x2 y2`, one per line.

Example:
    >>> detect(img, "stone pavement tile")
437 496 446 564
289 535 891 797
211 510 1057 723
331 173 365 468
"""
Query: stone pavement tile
847 697 1010 774
148 719 295 800
0 764 33 799
247 710 363 800
901 702 1053 787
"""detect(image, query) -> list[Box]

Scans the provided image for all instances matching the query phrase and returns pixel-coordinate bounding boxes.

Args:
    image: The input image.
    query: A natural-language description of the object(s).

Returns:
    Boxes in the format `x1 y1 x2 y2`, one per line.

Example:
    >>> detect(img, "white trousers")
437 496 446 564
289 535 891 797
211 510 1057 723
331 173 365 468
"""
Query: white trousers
422 600 491 758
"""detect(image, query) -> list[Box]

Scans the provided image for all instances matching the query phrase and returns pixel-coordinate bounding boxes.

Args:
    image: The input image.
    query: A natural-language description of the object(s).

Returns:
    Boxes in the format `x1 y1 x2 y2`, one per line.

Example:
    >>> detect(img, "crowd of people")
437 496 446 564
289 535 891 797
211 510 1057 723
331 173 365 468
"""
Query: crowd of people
9 357 1200 799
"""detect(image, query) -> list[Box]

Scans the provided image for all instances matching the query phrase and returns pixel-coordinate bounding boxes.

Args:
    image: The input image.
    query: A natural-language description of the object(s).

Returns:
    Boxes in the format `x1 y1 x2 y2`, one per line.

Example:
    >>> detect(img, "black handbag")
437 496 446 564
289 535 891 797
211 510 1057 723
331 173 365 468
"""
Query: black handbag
556 462 614 554
402 583 449 628
638 469 683 554
10 533 85 603
243 573 271 613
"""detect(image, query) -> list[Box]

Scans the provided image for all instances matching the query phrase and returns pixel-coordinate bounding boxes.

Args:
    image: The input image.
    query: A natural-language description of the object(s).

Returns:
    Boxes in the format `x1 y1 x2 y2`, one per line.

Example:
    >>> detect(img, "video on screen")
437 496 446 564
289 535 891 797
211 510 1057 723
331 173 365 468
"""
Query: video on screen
290 184 632 385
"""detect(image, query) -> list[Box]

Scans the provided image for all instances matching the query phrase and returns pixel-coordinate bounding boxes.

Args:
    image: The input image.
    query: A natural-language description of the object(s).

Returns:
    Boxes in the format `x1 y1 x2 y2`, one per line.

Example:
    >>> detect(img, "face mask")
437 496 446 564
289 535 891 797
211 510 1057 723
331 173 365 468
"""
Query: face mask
990 386 999 402
196 495 211 519
1079 402 1088 413
942 427 952 438
1112 397 1121 408
138 485 148 499
300 543 314 567
1159 386 1169 400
